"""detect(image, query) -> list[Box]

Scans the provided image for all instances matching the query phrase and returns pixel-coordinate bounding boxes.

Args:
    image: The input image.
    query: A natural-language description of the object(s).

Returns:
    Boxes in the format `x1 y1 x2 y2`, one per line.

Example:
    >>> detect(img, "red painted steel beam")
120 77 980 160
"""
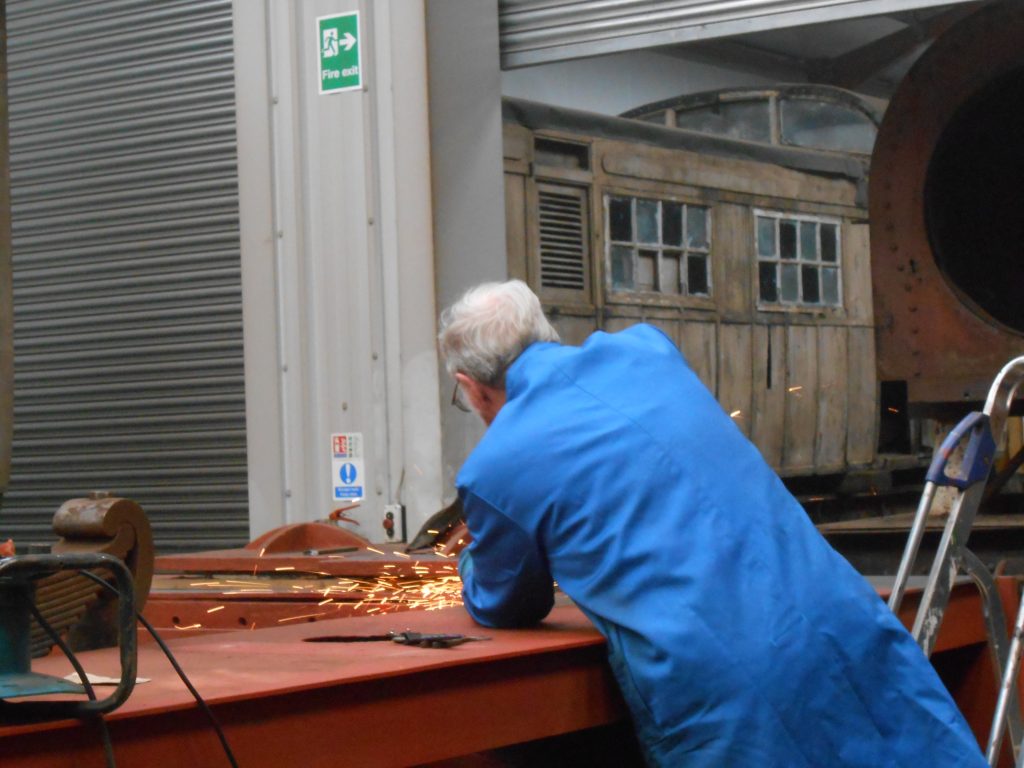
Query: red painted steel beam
0 605 625 767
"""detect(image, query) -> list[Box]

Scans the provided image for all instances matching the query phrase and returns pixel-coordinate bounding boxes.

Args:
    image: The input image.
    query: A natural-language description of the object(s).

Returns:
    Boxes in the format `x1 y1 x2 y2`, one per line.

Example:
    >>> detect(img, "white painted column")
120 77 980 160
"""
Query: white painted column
234 0 443 540
425 0 509 492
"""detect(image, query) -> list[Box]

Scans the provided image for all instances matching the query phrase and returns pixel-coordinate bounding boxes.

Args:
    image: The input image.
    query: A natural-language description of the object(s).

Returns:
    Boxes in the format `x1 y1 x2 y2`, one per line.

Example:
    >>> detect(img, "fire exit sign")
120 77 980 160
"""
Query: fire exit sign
317 12 362 94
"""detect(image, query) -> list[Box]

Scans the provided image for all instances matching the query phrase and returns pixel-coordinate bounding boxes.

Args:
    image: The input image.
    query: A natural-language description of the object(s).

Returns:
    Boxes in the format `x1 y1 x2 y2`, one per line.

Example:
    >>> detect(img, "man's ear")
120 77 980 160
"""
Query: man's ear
455 372 487 409
454 372 506 425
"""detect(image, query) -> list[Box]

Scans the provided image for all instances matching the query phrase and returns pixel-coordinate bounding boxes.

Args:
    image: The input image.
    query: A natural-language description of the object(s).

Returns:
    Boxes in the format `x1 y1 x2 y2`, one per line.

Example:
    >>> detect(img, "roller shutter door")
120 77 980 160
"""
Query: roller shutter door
499 0 975 68
5 0 248 552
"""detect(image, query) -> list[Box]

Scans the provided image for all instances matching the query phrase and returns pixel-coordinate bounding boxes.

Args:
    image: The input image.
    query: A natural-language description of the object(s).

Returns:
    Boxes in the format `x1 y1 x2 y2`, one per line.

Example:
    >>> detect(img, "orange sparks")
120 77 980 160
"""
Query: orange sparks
730 410 742 418
274 566 296 572
392 551 410 558
787 385 803 393
174 623 202 630
365 547 385 555
206 605 226 614
278 612 326 623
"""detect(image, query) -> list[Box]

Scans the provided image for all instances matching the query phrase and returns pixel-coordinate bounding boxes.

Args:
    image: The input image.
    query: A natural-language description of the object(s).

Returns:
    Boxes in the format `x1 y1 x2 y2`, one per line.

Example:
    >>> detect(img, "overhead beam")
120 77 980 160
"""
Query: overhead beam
500 0 983 70
807 2 987 89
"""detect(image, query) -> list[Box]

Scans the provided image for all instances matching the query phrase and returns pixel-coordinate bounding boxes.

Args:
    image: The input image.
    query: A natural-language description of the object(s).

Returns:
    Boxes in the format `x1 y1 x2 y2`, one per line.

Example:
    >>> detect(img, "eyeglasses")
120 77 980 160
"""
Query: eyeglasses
451 382 471 413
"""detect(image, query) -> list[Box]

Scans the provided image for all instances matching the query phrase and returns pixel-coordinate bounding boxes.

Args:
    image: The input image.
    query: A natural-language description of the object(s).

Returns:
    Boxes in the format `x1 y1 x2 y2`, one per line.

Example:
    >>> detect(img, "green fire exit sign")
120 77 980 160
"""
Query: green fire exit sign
318 12 362 94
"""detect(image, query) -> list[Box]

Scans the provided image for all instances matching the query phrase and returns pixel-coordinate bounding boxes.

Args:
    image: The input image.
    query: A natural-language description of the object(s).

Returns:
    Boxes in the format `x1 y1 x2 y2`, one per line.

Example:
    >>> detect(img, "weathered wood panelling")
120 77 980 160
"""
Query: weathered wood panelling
552 315 598 346
718 324 753 437
505 173 528 281
751 324 786 466
846 326 877 466
603 148 860 208
815 326 849 471
680 321 717 392
604 314 678 346
715 206 751 320
843 223 873 325
783 325 819 472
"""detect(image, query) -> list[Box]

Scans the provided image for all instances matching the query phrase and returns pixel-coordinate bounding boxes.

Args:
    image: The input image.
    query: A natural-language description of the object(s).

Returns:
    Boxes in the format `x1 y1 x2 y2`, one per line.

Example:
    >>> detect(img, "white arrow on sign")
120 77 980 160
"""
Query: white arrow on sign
341 31 356 51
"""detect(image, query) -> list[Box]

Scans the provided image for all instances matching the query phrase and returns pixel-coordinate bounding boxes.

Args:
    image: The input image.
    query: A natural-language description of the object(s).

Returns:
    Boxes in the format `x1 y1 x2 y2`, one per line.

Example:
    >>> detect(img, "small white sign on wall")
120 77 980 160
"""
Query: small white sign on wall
331 432 364 501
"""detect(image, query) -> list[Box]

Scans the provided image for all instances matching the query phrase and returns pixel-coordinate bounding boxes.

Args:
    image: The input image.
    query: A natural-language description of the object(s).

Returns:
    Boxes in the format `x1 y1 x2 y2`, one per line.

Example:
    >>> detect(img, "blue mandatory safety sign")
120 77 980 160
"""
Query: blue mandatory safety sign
331 432 365 502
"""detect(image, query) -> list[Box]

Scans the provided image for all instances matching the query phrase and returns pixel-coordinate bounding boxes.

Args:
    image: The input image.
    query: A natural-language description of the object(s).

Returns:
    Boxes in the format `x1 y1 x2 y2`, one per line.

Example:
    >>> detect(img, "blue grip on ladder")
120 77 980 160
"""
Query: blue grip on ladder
925 411 996 489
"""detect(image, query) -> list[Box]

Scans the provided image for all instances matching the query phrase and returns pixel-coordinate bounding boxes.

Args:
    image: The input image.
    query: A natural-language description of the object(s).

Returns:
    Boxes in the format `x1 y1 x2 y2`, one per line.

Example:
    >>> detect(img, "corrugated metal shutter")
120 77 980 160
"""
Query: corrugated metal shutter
498 0 972 68
5 0 248 552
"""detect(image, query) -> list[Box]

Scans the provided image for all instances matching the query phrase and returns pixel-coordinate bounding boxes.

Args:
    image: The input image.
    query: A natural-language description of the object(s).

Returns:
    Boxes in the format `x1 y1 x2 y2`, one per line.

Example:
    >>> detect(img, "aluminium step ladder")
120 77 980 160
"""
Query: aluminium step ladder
888 356 1024 767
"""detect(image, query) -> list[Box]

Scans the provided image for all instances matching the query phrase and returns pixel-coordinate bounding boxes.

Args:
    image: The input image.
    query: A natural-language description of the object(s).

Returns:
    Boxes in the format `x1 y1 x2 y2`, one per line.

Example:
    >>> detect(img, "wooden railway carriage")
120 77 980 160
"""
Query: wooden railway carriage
502 96 882 481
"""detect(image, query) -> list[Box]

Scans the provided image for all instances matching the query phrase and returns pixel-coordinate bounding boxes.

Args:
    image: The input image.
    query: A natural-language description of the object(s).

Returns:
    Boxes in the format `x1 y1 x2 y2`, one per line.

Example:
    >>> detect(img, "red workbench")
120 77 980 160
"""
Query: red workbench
0 580 1018 766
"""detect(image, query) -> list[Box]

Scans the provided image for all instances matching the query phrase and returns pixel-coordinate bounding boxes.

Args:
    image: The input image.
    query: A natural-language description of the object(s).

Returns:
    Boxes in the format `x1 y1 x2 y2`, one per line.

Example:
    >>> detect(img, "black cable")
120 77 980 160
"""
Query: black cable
80 570 239 768
28 597 117 768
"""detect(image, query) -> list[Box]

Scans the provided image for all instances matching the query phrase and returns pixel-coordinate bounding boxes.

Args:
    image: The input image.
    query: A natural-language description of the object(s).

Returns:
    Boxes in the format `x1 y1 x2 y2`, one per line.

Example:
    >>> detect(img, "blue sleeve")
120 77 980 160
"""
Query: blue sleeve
457 490 554 628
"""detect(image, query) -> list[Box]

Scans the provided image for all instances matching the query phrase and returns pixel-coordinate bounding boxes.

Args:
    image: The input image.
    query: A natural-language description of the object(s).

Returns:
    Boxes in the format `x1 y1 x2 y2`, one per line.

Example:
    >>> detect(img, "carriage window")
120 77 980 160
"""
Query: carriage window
606 196 710 297
779 98 876 155
674 99 771 143
756 211 841 307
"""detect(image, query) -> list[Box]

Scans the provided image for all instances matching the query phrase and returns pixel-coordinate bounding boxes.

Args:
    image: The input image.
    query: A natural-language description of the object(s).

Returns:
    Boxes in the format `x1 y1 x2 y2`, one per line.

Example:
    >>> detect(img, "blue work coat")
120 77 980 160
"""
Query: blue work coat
456 324 985 767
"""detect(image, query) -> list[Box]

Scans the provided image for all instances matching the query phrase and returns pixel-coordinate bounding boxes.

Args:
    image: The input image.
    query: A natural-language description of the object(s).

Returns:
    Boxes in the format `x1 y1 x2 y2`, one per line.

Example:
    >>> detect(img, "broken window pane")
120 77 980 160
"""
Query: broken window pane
781 263 799 302
662 202 683 246
686 207 708 249
801 265 820 303
688 255 709 296
800 221 817 260
820 224 838 262
757 217 775 257
780 221 797 260
636 199 659 243
759 262 778 302
662 251 681 294
609 197 632 242
822 267 839 305
611 245 634 289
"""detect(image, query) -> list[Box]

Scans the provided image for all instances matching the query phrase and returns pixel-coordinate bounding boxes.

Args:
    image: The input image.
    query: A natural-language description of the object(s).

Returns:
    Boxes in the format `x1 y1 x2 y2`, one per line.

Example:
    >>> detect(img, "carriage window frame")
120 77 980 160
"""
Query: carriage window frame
755 209 843 309
604 194 712 302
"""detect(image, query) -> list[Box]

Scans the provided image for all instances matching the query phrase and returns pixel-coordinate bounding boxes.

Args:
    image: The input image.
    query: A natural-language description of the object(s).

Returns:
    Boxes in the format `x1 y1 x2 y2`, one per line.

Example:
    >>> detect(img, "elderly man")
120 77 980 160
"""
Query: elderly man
438 279 985 767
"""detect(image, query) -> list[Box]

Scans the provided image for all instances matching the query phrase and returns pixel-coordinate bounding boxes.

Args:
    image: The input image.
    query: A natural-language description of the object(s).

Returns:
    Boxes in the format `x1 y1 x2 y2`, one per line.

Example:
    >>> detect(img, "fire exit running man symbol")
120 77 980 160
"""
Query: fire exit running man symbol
317 12 362 94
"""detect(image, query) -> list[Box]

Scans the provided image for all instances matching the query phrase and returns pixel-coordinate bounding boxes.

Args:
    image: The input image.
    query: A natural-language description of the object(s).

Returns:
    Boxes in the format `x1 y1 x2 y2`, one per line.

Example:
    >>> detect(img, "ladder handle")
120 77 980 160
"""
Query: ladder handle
925 411 995 490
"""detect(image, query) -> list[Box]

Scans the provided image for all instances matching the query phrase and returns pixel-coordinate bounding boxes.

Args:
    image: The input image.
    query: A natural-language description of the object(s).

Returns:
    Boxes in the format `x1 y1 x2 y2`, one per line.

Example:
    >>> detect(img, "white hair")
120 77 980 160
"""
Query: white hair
438 280 560 387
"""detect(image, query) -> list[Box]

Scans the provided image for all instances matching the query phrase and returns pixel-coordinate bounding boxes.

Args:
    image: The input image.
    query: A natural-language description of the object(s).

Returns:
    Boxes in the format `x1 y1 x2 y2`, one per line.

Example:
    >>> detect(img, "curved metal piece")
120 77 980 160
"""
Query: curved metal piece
51 495 154 614
0 553 136 723
984 356 1024 441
